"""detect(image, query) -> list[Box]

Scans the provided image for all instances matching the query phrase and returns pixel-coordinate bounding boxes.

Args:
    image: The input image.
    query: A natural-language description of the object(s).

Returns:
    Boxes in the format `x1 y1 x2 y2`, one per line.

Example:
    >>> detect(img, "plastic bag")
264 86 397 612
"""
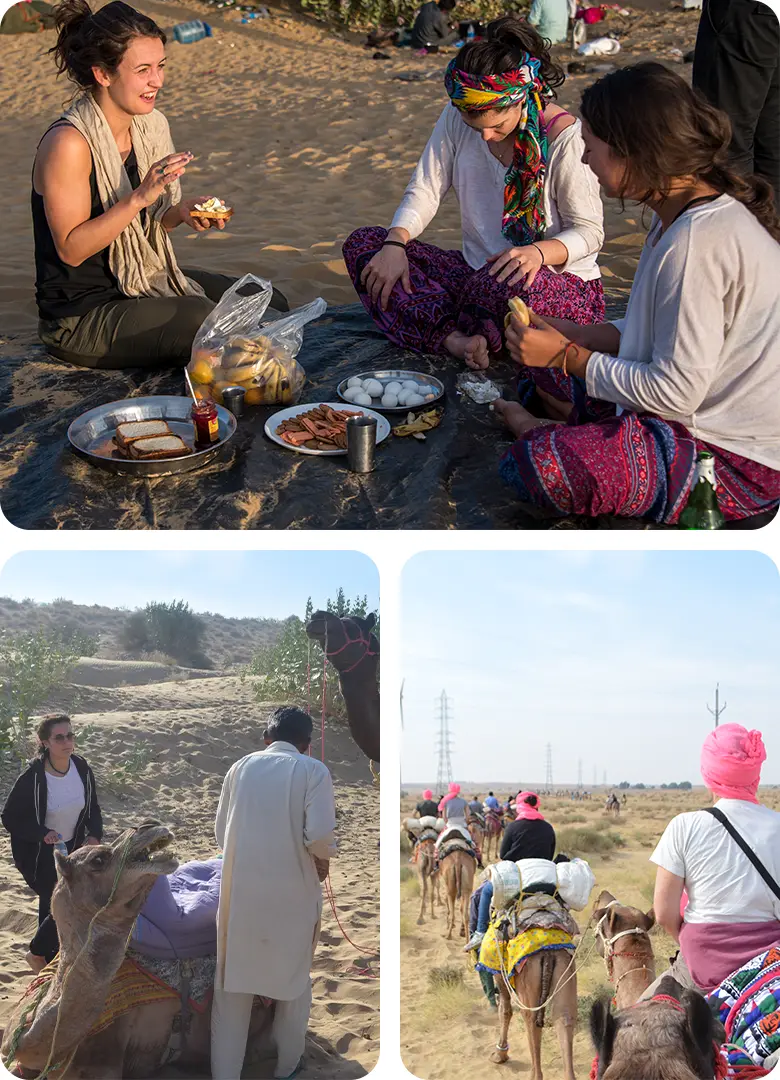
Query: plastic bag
516 858 559 892
187 273 326 406
489 860 522 909
556 858 596 911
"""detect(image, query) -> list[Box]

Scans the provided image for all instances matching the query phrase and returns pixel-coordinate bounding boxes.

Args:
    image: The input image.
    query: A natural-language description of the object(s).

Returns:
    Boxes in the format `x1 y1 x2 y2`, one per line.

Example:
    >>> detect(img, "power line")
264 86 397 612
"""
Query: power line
577 758 583 790
707 683 727 728
435 690 454 792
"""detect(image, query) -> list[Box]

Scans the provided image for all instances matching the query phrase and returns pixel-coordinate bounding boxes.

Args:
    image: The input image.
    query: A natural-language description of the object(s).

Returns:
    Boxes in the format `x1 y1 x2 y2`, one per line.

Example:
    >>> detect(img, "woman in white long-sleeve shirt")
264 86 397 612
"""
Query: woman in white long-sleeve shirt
500 63 780 525
342 17 605 369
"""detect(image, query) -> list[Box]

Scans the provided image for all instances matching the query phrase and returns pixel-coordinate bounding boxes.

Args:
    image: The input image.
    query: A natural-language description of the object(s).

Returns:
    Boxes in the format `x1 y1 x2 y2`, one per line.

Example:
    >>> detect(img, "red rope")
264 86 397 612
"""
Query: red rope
324 874 378 962
321 647 327 762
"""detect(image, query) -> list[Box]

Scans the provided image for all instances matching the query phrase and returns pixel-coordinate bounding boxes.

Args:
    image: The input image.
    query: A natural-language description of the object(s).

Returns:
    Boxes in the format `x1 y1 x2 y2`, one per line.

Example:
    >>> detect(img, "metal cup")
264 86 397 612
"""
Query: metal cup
346 415 377 473
221 386 246 418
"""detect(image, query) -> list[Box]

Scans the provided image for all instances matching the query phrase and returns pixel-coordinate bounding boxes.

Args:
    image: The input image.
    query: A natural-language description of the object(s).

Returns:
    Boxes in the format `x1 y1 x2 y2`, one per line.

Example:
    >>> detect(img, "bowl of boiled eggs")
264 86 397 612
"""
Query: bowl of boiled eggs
336 370 445 413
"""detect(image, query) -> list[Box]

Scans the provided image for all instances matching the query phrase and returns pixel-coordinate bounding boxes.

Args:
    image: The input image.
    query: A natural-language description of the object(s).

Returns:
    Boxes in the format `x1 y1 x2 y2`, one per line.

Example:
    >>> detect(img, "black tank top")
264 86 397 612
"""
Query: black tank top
32 124 142 321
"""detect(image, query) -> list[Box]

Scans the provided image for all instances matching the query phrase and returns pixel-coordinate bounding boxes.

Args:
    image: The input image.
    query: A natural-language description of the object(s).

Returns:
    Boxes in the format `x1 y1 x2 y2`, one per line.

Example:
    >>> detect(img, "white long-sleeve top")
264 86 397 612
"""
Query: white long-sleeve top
390 105 604 279
587 195 780 469
214 741 337 999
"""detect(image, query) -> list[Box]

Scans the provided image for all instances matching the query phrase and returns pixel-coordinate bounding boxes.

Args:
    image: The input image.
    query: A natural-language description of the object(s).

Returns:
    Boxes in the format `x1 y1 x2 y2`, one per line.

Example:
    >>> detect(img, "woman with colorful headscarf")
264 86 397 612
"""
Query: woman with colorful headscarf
499 63 780 526
343 17 604 368
643 724 780 997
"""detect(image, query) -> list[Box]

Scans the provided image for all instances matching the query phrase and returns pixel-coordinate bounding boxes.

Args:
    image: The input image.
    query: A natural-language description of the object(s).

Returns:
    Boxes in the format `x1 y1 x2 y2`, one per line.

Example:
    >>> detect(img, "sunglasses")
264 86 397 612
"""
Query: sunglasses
50 732 75 743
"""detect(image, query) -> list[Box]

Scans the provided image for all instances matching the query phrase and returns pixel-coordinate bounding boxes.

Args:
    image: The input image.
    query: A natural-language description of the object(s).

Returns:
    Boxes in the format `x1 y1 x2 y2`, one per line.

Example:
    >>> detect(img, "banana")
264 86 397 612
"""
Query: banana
504 295 531 330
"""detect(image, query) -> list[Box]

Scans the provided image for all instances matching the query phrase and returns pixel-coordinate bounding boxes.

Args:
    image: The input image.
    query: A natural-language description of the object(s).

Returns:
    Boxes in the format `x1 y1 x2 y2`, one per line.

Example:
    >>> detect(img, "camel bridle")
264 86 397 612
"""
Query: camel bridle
594 900 653 995
325 627 377 674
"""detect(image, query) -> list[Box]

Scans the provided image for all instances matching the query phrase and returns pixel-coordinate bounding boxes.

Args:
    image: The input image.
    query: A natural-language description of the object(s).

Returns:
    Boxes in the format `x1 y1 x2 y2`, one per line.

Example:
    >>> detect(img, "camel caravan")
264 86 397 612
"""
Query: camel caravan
403 725 780 1080
0 610 379 1080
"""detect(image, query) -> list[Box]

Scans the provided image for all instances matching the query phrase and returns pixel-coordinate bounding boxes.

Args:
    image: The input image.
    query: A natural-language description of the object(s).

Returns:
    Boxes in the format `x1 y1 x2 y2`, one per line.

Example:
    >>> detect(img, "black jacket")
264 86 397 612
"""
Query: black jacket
1 754 103 890
500 818 556 864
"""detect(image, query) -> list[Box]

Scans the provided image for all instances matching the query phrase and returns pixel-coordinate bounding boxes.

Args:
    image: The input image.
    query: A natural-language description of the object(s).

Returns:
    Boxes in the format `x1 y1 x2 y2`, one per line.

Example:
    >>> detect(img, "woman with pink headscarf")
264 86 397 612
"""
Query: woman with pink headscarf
645 724 780 997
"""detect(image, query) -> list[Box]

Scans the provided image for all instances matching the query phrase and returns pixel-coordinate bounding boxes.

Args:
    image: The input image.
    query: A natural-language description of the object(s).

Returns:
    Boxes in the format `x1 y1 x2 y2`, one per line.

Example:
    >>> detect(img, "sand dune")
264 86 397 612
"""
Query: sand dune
0 664 379 1078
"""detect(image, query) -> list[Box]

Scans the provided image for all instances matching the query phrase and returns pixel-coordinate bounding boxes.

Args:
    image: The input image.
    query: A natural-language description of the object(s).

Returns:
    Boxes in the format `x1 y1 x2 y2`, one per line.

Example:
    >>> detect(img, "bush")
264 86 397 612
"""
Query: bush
245 594 378 719
119 601 211 669
50 619 99 657
0 629 82 761
301 0 509 33
428 966 464 990
556 826 625 856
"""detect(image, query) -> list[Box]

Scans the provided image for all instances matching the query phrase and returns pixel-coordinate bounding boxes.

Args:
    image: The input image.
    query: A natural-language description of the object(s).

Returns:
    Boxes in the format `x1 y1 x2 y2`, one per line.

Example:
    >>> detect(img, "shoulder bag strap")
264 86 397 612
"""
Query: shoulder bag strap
703 806 780 902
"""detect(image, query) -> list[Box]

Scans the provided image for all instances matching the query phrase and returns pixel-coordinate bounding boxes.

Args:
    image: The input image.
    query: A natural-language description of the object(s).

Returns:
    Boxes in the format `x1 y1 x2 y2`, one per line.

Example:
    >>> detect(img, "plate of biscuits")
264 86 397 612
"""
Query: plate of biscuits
67 395 237 476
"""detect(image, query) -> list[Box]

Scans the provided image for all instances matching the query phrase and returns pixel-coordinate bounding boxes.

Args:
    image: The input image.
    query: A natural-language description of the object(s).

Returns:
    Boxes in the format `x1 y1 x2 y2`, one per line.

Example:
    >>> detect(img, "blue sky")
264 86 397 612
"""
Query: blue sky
401 552 780 788
0 551 379 621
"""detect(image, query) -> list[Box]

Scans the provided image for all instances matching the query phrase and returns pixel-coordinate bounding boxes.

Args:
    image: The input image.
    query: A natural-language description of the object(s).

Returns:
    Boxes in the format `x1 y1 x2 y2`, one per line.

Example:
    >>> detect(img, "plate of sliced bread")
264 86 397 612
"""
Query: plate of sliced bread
67 396 237 476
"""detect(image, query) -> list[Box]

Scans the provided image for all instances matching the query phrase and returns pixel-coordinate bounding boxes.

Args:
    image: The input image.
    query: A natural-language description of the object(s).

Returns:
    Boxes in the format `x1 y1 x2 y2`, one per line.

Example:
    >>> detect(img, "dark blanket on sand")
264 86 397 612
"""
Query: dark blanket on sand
0 301 626 530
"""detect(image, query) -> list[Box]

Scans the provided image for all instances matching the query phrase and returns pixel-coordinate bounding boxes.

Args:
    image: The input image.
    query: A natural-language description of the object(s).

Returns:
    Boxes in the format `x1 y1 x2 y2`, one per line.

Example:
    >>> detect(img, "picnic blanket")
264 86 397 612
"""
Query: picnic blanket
707 944 780 1076
131 857 222 960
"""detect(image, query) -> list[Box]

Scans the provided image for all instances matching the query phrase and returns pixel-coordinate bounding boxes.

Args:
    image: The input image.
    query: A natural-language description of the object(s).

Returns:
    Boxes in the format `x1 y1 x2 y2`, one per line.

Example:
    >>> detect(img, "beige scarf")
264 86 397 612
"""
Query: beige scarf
62 92 204 299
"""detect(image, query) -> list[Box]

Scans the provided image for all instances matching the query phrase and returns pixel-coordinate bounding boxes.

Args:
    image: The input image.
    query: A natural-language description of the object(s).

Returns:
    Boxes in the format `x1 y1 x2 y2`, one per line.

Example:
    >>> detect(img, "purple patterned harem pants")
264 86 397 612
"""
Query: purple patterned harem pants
342 226 605 355
500 368 780 524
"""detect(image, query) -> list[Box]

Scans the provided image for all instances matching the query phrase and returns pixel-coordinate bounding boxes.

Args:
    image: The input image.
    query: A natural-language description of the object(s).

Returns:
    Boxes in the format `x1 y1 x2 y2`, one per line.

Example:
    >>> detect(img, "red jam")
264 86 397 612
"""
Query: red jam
192 399 220 447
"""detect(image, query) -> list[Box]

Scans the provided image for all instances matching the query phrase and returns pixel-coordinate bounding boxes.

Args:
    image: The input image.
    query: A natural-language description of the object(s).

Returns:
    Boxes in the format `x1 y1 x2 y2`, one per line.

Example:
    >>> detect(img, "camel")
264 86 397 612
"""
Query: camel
490 948 578 1080
467 812 485 858
415 837 440 924
440 847 476 940
605 794 621 818
1 824 273 1079
590 975 726 1079
592 890 656 1009
306 609 379 765
483 809 503 863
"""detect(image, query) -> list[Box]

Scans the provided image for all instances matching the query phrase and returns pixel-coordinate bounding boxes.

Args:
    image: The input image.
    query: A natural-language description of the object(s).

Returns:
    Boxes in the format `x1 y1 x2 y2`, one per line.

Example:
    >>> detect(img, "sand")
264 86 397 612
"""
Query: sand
0 661 379 1079
399 788 780 1080
0 0 700 347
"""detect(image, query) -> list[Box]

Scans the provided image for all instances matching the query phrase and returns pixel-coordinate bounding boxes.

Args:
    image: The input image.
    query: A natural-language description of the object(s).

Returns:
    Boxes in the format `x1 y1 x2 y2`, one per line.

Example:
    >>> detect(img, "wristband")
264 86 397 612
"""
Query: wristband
531 242 545 266
382 240 408 250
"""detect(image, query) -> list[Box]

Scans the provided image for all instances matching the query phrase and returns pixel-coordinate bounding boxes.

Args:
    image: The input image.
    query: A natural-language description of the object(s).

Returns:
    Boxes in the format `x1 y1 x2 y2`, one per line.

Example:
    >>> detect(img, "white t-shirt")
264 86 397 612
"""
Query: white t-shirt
587 195 780 469
650 799 780 924
390 106 604 279
44 760 85 842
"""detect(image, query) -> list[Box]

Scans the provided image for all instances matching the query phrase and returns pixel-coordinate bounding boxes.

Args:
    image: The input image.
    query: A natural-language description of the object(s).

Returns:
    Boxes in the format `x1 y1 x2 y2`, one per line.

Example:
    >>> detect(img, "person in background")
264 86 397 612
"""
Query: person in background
468 794 484 815
415 789 440 818
1 714 102 971
484 791 500 812
410 0 459 50
643 724 780 997
692 0 779 204
211 706 337 1080
528 0 571 45
465 792 555 951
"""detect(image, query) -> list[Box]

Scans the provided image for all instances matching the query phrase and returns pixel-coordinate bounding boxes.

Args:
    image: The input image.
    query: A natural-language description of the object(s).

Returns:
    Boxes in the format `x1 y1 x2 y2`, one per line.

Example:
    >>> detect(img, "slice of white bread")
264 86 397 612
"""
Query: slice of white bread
115 419 172 449
127 435 191 460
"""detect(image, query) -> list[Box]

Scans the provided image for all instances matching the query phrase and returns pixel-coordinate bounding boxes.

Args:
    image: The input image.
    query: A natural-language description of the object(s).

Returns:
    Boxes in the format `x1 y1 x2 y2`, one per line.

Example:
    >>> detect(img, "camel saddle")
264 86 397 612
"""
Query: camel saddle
418 828 438 844
437 830 478 862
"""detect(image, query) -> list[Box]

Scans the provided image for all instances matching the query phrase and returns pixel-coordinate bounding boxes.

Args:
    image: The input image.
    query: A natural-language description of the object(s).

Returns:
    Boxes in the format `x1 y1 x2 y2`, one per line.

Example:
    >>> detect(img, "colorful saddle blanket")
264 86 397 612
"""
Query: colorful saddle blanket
476 919 574 987
707 943 780 1076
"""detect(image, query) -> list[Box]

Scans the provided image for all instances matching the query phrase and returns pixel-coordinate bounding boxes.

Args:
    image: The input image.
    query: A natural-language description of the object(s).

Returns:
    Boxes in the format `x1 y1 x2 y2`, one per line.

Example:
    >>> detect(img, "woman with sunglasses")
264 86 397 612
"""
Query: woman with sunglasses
1 714 103 970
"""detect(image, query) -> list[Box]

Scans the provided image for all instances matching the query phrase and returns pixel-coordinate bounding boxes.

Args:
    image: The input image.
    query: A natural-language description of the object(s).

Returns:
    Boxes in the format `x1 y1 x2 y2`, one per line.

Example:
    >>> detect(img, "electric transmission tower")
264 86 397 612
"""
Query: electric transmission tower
435 690 454 792
593 766 597 788
602 769 607 786
707 683 727 728
577 758 583 789
545 743 553 789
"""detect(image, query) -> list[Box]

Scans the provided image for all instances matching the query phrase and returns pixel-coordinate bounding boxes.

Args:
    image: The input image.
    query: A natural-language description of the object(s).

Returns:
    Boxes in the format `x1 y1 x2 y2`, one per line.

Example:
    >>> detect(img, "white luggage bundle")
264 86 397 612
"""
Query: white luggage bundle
487 857 596 911
403 818 422 833
420 816 441 831
556 859 596 911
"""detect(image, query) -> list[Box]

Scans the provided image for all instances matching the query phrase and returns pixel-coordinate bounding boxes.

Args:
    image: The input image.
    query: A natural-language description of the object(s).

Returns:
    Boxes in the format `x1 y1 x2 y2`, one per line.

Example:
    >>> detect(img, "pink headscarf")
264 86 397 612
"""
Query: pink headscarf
514 791 545 821
438 782 461 811
700 724 766 804
423 789 433 800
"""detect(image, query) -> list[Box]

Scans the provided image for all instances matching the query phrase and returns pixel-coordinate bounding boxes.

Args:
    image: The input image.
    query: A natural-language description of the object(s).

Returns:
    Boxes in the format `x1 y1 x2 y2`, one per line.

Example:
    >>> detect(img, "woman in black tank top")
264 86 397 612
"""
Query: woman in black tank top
32 0 249 369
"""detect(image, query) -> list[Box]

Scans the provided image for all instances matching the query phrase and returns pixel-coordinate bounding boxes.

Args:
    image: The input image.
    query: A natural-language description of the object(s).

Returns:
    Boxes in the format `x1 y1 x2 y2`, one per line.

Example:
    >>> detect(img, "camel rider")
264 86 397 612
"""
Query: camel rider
469 880 498 1008
483 792 500 812
211 706 337 1080
468 795 484 815
464 792 556 952
415 790 439 818
642 724 780 999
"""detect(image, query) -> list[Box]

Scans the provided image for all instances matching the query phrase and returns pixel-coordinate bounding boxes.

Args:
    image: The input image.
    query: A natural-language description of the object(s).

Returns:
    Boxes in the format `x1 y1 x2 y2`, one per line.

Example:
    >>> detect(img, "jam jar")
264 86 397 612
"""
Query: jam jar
191 399 220 447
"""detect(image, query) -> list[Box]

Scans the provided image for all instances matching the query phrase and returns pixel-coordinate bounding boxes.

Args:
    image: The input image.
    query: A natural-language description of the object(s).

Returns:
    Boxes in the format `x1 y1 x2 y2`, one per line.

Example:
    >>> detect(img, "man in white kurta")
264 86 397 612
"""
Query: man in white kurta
211 706 337 1079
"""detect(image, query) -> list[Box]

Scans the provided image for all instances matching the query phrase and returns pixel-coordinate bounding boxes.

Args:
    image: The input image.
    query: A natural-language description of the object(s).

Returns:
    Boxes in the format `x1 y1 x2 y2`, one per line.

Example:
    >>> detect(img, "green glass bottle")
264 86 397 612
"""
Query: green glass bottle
679 450 725 530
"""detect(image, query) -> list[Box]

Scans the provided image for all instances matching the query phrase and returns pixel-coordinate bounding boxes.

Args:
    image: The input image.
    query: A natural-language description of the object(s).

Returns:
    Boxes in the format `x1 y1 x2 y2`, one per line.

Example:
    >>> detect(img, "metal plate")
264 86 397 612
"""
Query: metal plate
265 402 391 456
336 370 444 413
67 396 237 477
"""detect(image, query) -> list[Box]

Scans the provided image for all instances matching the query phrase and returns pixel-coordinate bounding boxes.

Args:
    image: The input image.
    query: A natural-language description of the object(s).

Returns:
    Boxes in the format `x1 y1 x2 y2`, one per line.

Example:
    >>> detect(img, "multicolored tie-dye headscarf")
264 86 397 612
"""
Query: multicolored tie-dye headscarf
444 55 552 247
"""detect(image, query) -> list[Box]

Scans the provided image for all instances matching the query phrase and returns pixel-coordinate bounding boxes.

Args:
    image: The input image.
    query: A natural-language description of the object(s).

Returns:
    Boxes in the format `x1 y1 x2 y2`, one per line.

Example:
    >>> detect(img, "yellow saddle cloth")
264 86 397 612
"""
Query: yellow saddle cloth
21 955 179 1037
477 921 574 988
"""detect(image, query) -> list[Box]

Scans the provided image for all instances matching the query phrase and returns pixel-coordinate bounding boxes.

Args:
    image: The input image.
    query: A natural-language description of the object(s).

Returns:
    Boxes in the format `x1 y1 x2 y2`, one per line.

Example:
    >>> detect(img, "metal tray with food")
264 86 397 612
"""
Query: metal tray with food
67 396 237 477
336 370 444 413
265 402 391 456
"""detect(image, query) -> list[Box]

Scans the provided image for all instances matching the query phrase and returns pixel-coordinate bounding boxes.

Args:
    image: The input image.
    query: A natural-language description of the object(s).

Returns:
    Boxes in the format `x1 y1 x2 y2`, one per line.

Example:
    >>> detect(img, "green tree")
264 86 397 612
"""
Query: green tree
119 601 210 668
0 629 82 761
678 781 692 790
51 619 99 658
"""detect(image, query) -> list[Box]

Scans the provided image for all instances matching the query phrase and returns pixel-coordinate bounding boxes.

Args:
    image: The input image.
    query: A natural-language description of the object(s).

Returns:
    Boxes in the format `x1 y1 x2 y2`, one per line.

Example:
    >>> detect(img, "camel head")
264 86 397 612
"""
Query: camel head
590 977 726 1080
306 610 379 677
52 822 178 935
592 890 655 961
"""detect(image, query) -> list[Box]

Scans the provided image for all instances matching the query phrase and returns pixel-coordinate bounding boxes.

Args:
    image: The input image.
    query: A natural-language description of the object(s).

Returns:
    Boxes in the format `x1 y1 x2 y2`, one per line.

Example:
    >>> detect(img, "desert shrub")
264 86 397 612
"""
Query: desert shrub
400 914 417 938
0 629 82 761
428 966 464 990
245 594 378 719
556 826 625 856
400 866 415 883
50 619 99 657
103 743 153 792
301 0 510 32
119 601 210 669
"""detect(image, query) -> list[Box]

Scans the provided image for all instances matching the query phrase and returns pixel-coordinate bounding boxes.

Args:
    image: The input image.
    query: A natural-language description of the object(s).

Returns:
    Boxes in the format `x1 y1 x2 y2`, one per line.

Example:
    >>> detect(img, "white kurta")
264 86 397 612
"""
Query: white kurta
214 741 337 1000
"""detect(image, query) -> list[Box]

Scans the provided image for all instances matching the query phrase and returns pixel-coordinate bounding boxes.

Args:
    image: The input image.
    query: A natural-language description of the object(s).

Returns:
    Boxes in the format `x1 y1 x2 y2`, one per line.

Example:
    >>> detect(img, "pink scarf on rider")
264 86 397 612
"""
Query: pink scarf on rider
700 724 766 804
514 792 545 821
438 782 461 811
423 789 433 800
